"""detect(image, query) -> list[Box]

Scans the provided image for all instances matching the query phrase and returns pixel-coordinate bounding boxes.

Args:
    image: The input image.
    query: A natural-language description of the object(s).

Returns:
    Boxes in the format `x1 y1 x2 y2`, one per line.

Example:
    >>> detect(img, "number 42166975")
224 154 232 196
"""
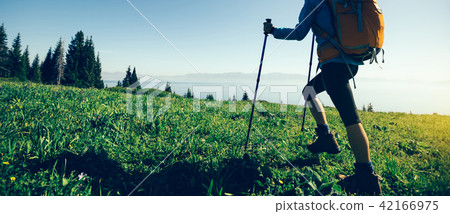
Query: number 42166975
379 201 438 211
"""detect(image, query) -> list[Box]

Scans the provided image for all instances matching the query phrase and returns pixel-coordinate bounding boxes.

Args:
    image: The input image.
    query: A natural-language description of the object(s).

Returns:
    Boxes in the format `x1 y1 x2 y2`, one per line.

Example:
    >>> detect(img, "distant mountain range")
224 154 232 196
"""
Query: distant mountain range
102 71 450 85
102 71 307 83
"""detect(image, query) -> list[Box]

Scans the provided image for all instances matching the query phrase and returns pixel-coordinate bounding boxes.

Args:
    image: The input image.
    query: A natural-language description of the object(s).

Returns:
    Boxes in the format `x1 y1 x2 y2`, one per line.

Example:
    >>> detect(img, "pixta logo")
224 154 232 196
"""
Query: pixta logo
126 76 171 122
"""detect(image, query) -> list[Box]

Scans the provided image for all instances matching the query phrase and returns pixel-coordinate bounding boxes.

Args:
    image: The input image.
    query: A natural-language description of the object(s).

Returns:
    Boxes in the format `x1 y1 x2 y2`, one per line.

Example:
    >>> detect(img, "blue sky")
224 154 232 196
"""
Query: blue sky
1 0 450 82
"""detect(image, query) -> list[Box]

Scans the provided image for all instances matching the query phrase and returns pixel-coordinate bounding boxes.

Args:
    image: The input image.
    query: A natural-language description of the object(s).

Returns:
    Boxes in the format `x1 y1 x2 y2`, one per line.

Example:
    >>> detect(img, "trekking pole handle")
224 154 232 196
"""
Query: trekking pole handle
266 18 272 23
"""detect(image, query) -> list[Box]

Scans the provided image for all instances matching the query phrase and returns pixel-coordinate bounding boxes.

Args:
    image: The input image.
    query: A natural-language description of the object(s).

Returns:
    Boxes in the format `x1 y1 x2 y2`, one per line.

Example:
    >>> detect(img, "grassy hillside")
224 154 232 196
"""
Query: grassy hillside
0 79 449 196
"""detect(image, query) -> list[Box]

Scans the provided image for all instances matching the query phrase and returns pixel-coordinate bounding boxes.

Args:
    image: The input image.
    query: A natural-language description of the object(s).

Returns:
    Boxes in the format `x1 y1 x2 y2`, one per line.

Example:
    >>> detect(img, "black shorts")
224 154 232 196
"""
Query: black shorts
303 62 361 127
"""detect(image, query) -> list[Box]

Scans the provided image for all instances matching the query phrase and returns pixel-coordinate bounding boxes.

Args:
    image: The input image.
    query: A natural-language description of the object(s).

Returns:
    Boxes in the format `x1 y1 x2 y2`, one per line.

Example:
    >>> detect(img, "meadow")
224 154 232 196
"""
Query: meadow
0 79 449 196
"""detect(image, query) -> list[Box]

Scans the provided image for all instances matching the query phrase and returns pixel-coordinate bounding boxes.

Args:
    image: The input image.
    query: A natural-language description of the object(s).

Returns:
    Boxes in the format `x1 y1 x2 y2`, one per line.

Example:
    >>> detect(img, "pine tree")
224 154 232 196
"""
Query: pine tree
52 38 65 85
184 88 193 98
362 105 367 112
64 32 103 88
41 48 53 84
26 48 35 81
206 94 214 101
164 82 172 93
367 103 374 112
242 91 249 101
18 46 30 81
41 39 65 85
8 33 22 78
93 53 104 89
64 31 85 86
76 37 95 88
30 54 41 83
60 31 103 88
131 67 138 84
84 36 97 87
122 66 132 87
0 23 8 77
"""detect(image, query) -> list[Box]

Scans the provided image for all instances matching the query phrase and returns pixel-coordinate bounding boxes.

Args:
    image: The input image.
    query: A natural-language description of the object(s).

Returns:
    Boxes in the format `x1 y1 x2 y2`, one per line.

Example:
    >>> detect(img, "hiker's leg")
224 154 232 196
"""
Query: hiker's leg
303 72 327 125
322 63 380 194
326 83 370 162
307 97 327 125
346 123 371 163
303 71 340 154
322 63 371 162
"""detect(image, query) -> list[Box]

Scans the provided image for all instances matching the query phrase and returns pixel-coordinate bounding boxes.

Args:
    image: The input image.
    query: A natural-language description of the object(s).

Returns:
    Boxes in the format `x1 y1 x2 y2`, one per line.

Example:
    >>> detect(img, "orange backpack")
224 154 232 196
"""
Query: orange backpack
315 0 385 63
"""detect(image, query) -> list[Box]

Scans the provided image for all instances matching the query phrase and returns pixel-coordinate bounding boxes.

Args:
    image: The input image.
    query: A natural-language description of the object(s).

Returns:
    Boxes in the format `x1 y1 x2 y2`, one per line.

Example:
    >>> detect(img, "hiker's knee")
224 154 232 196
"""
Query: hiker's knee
302 85 317 101
325 81 361 127
343 115 361 127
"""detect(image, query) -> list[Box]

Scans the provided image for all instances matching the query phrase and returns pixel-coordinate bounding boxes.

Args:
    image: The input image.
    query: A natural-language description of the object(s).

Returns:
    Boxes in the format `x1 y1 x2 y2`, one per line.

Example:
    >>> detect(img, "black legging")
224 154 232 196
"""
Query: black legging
303 62 361 127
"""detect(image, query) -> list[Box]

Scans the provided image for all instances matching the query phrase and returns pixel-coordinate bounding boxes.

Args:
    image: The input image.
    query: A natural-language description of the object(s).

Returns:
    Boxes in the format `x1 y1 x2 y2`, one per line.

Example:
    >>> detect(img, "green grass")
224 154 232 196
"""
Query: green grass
0 79 449 196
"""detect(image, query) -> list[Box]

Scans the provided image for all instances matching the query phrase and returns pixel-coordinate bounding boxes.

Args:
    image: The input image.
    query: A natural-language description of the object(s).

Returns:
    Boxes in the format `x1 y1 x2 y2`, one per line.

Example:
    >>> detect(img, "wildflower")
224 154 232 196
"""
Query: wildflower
2 161 9 165
10 177 15 181
25 123 28 127
78 172 87 180
279 179 284 184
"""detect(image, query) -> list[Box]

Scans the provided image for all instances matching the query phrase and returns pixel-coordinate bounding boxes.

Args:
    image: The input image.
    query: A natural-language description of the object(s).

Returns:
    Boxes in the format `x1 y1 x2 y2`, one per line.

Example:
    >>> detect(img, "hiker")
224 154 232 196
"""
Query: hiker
264 0 382 195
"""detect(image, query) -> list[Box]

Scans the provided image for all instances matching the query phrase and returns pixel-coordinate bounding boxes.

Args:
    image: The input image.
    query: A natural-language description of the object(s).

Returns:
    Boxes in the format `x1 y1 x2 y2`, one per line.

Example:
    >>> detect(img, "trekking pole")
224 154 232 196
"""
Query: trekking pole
244 18 271 154
301 35 316 132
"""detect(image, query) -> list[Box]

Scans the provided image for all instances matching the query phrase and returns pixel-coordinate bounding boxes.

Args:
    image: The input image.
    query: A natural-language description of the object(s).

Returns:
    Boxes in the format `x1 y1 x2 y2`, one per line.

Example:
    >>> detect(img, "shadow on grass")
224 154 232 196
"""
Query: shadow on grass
26 147 132 196
135 157 264 196
25 149 265 196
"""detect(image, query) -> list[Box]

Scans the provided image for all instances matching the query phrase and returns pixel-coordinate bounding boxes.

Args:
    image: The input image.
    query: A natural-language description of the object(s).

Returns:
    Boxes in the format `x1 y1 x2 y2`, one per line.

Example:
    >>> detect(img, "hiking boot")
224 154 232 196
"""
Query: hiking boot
307 128 341 154
338 172 382 196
